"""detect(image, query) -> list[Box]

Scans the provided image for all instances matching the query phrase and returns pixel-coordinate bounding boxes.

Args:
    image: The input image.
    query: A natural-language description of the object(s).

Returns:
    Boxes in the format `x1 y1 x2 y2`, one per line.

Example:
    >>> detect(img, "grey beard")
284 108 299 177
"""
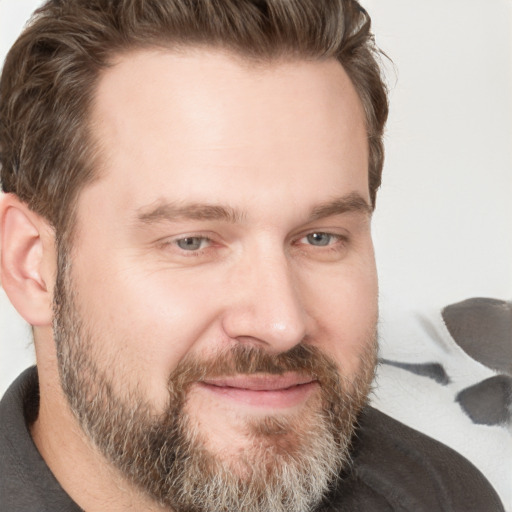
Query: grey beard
52 254 376 512
170 410 348 512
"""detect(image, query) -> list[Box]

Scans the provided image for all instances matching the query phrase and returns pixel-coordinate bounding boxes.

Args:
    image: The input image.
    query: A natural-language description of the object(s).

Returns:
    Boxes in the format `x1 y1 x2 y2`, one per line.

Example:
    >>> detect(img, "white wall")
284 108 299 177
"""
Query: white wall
366 0 512 308
1 0 511 396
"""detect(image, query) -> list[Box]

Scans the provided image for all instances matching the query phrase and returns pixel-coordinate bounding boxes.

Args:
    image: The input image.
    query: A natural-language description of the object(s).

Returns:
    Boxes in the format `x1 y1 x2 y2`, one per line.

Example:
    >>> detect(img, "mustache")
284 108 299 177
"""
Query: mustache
167 343 341 396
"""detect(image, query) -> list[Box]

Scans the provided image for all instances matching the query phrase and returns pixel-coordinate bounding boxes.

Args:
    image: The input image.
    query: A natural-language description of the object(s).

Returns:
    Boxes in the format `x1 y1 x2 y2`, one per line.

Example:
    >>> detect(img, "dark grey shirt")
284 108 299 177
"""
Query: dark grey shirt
0 367 505 511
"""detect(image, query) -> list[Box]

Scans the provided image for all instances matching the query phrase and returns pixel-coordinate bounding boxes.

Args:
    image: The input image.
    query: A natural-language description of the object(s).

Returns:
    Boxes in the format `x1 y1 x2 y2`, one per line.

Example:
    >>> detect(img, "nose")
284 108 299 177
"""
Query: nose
221 248 308 353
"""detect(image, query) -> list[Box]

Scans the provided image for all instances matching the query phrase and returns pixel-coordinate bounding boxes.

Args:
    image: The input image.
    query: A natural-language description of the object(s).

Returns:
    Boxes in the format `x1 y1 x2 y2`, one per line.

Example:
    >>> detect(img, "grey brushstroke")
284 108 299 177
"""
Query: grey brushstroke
442 298 512 375
379 359 450 385
415 313 452 353
456 375 512 426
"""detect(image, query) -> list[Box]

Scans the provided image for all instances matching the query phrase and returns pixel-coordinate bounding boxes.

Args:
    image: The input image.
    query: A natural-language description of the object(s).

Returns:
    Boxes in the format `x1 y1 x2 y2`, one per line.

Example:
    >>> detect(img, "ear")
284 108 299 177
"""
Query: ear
0 193 56 326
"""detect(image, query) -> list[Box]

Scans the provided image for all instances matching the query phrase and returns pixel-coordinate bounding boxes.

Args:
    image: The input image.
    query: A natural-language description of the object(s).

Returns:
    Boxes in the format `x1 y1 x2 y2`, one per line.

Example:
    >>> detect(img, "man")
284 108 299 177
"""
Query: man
0 1 504 511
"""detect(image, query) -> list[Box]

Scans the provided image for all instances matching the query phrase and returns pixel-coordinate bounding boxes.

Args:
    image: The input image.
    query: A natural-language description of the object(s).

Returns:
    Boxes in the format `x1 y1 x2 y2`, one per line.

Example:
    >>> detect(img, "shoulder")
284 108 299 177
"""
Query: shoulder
0 367 82 512
321 406 505 512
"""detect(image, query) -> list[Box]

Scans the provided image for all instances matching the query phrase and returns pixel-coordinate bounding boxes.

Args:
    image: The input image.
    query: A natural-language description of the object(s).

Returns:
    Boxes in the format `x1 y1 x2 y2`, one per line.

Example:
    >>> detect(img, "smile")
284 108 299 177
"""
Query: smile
198 373 319 409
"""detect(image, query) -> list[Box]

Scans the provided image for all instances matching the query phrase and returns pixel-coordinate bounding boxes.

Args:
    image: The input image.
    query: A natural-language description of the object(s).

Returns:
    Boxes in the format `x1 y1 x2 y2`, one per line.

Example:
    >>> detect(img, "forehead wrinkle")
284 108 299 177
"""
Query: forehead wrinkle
135 200 245 225
308 192 373 222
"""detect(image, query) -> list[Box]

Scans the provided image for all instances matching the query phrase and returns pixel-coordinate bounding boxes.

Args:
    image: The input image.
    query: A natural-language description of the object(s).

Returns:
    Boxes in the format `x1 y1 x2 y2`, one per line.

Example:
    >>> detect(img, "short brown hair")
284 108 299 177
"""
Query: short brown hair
0 0 388 238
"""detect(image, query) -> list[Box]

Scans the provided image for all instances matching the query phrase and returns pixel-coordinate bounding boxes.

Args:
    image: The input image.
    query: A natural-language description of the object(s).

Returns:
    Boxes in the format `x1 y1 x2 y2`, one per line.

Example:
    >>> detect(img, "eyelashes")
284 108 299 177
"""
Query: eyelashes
298 232 345 248
174 236 212 251
159 230 349 261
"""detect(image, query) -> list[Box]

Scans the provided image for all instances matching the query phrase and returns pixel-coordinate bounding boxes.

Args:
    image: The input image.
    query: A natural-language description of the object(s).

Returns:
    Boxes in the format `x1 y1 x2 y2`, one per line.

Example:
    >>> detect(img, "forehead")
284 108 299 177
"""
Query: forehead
85 48 368 221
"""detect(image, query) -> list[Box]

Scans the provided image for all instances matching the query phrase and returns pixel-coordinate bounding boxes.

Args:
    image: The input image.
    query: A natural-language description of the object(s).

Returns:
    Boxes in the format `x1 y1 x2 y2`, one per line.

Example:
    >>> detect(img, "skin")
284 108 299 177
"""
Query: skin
0 48 377 511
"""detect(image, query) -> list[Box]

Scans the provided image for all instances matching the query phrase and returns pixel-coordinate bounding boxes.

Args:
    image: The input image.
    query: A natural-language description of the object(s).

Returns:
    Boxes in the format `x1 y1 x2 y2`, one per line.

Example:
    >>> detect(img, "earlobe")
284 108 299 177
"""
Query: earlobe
0 194 55 326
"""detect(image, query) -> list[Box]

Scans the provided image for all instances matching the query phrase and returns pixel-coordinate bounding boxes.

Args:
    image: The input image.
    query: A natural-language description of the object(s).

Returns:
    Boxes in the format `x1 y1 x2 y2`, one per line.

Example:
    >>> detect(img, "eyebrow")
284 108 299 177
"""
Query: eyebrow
308 192 373 221
135 192 372 226
136 201 243 224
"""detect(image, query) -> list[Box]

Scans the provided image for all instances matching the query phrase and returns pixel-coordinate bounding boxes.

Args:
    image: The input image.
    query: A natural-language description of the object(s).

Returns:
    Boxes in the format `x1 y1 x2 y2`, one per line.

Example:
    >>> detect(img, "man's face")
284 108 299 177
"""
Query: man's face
54 49 378 511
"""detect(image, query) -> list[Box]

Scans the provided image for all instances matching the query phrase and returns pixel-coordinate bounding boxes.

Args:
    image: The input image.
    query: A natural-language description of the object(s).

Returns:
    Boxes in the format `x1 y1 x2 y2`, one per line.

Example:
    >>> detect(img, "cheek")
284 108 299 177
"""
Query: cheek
301 257 378 378
70 255 226 409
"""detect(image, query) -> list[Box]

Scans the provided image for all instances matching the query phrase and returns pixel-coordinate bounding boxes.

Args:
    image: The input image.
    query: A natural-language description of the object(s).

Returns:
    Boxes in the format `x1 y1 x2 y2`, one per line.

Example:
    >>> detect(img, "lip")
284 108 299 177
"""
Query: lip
197 373 319 409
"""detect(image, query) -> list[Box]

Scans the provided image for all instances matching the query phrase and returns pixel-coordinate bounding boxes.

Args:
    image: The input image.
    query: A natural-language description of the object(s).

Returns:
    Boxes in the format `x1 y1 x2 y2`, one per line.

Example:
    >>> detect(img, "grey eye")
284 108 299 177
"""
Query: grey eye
306 233 333 246
176 237 207 251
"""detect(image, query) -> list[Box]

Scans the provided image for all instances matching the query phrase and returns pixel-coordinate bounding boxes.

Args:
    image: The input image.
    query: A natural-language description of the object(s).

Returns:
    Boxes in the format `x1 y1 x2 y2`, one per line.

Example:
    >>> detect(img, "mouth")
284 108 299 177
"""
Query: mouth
197 373 319 409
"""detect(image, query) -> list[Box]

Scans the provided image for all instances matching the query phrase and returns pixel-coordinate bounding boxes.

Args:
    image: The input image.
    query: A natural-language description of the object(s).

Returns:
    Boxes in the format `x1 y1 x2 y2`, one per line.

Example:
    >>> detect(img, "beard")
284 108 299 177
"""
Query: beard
52 252 377 512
